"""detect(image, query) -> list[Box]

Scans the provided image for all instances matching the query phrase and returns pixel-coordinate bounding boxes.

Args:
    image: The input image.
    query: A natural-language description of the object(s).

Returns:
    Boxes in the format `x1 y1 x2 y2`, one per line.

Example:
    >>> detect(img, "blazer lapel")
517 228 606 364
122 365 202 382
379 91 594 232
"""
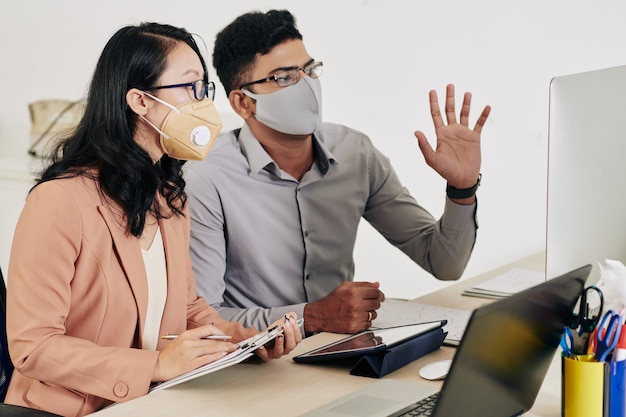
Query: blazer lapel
98 203 148 345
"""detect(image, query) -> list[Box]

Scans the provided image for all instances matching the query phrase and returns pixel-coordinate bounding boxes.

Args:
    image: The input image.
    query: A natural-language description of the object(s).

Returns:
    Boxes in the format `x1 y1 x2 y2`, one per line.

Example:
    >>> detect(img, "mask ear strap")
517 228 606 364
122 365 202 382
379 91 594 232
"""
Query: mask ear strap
142 91 181 114
241 89 258 101
138 114 170 139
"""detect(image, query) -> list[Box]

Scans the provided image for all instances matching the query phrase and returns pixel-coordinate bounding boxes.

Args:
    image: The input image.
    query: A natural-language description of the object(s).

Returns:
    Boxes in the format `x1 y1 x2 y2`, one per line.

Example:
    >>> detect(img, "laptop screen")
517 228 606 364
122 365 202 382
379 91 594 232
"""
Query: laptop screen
431 264 589 417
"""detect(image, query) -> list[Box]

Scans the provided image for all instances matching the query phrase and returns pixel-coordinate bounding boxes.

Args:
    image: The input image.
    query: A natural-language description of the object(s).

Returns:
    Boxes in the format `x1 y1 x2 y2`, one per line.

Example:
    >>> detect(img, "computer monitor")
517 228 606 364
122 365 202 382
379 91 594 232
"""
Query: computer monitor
546 64 626 280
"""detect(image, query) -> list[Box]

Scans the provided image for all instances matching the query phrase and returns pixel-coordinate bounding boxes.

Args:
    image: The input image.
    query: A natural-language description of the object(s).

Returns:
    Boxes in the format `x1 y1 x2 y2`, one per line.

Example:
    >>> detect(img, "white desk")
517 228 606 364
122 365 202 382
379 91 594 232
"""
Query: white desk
91 253 556 417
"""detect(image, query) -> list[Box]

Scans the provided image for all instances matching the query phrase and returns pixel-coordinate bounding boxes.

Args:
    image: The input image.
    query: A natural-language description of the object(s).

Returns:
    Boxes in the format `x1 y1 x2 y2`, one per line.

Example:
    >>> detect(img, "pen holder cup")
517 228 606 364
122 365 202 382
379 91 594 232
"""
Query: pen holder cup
562 354 626 417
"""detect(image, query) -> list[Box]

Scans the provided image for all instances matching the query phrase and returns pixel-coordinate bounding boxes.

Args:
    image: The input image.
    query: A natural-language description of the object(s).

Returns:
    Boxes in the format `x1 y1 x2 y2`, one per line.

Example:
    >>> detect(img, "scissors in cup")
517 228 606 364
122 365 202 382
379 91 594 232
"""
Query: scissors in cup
560 327 587 357
594 309 622 362
569 286 603 352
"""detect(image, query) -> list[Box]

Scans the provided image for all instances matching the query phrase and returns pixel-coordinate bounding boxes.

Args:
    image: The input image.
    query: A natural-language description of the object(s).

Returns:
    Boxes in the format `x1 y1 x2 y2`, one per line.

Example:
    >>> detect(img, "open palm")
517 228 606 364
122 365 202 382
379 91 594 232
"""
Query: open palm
414 84 490 190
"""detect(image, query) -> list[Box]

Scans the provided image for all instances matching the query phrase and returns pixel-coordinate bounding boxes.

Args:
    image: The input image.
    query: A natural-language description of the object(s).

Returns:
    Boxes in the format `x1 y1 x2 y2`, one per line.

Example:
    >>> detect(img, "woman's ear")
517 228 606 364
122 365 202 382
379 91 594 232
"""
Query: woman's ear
126 88 151 116
229 90 254 120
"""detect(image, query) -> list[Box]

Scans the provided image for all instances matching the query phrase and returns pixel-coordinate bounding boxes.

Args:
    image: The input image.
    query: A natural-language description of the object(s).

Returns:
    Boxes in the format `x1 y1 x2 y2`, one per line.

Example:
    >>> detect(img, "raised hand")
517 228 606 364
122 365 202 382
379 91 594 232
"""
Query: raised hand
414 84 491 196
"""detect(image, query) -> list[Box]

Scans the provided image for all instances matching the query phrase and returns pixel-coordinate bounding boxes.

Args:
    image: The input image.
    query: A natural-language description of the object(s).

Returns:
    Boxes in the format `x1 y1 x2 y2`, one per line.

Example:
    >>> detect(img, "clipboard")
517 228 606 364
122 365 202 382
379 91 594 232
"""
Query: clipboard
150 318 304 392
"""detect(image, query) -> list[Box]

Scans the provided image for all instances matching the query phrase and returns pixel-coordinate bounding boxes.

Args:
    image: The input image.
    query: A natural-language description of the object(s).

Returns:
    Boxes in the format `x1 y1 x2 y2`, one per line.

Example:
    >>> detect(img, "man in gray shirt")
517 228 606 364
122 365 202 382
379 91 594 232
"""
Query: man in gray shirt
186 9 490 336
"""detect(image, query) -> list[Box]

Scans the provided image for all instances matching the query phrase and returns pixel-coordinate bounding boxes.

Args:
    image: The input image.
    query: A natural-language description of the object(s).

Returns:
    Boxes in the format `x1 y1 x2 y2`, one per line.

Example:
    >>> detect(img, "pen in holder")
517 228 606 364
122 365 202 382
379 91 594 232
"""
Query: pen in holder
609 359 626 417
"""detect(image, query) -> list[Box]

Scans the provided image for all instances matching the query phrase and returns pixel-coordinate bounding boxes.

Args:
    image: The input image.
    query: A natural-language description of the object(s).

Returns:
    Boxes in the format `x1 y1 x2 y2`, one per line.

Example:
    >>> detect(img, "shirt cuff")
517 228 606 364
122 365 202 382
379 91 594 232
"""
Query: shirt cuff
442 197 478 232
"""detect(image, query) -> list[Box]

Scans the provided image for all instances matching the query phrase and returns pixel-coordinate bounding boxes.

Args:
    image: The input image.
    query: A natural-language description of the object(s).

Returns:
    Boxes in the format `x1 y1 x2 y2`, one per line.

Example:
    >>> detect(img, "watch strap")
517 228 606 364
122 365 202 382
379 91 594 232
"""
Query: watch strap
446 174 481 199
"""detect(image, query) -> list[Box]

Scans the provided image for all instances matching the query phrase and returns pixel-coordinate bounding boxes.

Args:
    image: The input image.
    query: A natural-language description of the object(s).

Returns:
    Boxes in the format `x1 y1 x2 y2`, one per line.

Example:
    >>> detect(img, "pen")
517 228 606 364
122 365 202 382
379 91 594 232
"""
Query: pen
160 334 233 340
615 324 626 361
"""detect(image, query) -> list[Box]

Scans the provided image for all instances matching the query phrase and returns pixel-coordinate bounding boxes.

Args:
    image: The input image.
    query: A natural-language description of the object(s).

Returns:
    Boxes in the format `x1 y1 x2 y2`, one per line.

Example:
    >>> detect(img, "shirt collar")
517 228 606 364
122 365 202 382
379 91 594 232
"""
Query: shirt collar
238 124 337 177
238 124 275 175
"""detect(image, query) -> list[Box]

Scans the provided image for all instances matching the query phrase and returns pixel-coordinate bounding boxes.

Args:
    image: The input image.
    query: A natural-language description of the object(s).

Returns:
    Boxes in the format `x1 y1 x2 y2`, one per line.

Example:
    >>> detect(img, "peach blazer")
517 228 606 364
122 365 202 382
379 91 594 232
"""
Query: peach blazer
5 175 256 416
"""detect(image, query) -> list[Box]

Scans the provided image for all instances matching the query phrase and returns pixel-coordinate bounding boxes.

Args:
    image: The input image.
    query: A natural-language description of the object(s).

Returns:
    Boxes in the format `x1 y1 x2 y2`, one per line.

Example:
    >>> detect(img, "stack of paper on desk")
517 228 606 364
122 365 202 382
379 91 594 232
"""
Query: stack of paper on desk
372 299 471 346
462 268 545 299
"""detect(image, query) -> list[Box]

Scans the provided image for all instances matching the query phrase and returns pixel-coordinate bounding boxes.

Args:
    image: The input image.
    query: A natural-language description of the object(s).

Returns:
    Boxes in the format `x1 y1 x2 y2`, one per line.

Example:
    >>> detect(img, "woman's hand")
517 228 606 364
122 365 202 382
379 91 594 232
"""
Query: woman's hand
254 313 303 361
153 323 239 382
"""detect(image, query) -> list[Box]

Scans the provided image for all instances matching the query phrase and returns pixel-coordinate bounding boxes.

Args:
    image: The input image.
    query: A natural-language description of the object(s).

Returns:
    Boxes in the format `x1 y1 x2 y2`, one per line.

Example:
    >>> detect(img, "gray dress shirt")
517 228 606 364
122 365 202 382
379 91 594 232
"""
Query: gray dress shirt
185 122 478 331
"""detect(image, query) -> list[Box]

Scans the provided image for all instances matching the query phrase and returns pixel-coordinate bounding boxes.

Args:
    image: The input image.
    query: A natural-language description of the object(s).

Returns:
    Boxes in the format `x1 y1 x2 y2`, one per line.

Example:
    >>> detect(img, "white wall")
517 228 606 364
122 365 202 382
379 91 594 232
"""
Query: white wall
1 0 625 299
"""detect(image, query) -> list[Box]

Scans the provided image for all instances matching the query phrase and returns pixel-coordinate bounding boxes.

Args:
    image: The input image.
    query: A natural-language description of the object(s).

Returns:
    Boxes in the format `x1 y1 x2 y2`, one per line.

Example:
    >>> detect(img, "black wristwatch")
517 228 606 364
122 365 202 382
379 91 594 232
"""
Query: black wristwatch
446 174 481 199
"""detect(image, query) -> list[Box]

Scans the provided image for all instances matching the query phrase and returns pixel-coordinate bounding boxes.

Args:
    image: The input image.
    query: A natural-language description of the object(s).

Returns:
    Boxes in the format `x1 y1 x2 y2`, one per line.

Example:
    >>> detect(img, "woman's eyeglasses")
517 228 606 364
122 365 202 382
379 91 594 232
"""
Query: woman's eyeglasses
149 79 215 101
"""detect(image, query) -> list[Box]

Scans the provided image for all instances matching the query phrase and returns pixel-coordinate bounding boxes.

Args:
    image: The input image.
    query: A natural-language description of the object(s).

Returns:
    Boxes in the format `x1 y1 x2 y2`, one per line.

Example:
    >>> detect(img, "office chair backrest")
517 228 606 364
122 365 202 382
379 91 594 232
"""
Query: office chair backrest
0 267 13 402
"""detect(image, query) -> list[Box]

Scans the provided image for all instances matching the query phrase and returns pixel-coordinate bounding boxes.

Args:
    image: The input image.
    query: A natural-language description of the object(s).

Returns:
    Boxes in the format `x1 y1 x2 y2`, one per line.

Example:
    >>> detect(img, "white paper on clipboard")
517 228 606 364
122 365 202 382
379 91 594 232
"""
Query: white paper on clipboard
150 318 303 392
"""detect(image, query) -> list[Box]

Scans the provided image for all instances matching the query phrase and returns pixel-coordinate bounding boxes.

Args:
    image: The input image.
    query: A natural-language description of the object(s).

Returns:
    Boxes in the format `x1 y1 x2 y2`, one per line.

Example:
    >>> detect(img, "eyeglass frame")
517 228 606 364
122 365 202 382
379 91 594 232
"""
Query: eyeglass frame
239 60 323 90
148 79 216 101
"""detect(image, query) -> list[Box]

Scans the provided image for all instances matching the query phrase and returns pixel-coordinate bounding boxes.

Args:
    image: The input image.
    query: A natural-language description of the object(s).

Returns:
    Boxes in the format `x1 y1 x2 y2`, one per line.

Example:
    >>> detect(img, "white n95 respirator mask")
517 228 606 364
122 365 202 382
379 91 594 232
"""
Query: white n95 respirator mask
140 92 223 161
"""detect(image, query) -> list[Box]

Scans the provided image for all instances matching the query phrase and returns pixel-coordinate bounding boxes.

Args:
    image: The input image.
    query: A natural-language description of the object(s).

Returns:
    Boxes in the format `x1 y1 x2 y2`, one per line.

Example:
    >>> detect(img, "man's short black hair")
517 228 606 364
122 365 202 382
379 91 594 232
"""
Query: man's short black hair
213 9 303 96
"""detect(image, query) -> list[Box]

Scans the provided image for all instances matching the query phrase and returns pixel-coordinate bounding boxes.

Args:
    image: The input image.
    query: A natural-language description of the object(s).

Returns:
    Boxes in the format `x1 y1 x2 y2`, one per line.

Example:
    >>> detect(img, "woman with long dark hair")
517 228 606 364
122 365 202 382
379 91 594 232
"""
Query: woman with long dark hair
5 22 301 416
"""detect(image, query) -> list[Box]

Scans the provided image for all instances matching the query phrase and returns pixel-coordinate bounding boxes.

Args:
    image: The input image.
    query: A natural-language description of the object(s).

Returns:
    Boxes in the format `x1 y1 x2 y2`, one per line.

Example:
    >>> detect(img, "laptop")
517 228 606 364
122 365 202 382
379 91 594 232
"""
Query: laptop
299 264 590 417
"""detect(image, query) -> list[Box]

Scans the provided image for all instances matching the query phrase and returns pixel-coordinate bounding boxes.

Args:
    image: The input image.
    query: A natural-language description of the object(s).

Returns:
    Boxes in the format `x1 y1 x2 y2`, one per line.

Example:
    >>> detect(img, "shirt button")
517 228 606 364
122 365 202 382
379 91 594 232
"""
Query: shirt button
113 382 129 398
304 231 309 237
305 274 311 280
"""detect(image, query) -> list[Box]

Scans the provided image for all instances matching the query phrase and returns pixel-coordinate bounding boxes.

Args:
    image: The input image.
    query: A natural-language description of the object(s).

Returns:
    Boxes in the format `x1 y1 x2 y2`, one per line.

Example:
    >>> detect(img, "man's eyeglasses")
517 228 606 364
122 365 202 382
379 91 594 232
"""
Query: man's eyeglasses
149 79 215 101
240 60 323 90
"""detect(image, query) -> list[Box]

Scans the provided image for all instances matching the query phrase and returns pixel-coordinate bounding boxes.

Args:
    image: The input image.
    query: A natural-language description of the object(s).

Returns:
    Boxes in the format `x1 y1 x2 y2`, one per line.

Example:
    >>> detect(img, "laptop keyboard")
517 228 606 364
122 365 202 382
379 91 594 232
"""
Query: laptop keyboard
396 392 439 416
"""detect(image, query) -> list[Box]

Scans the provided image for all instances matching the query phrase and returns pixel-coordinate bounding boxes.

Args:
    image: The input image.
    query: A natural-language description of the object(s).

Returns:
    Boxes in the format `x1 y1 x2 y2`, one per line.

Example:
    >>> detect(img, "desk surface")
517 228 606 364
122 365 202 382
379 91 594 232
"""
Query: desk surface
91 252 556 417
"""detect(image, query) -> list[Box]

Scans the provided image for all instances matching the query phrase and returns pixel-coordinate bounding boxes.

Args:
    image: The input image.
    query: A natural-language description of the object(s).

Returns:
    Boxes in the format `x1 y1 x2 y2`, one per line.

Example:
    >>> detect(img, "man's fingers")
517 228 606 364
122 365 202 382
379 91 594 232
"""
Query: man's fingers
473 105 491 134
344 282 384 300
459 92 472 126
365 310 378 322
414 131 436 168
429 89 444 129
444 84 457 125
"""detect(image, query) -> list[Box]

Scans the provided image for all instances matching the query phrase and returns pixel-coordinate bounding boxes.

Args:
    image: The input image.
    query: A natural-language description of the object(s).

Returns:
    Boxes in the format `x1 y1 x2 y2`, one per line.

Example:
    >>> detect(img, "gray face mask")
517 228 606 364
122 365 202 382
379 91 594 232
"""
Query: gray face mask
242 76 322 135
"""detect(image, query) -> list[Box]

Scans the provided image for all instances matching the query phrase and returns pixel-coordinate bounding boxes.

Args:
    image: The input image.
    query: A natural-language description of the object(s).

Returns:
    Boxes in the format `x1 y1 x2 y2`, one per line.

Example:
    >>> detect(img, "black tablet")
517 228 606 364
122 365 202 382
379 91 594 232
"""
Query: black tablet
293 321 446 363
